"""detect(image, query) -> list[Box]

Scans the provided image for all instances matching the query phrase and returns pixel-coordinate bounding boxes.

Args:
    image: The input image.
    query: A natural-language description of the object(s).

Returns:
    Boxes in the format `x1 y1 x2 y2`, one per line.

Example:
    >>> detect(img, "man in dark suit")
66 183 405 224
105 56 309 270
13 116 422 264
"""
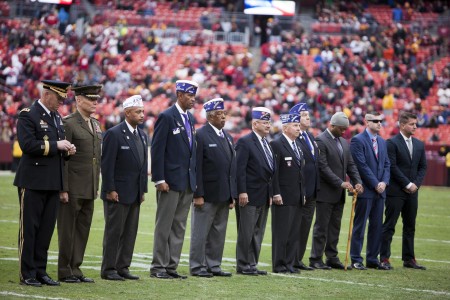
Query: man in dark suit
380 111 427 270
235 107 274 276
189 98 237 278
289 103 320 271
150 80 198 279
309 112 363 270
57 84 103 283
100 95 148 281
350 112 391 270
14 80 74 287
270 113 304 273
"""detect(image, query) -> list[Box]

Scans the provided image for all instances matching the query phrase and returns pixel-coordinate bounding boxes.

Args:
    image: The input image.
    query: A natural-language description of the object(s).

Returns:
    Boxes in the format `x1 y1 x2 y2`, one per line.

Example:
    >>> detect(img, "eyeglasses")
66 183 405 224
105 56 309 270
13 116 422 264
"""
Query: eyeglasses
369 120 383 123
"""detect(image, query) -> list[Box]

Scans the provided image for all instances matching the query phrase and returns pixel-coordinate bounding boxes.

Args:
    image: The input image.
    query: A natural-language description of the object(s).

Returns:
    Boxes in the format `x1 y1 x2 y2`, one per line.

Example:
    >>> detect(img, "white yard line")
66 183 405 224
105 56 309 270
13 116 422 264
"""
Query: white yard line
0 291 71 300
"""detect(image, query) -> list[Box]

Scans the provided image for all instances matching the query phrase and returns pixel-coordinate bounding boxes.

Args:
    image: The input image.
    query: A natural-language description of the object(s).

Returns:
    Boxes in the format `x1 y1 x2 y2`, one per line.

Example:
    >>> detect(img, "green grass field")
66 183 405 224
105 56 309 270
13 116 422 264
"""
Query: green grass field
0 174 449 299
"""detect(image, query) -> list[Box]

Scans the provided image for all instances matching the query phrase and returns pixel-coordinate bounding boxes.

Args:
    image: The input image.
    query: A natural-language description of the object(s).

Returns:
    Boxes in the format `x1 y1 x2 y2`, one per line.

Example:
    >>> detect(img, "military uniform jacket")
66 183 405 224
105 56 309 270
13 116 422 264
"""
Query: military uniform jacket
14 100 67 191
62 110 102 199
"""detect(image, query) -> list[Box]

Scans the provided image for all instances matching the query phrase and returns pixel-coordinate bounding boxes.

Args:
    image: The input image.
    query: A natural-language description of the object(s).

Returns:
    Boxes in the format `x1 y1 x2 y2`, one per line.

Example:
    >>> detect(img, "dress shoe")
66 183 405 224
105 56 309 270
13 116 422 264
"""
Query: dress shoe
310 262 331 270
237 269 258 276
255 269 267 275
297 262 314 271
273 269 288 273
192 270 213 278
60 275 81 283
37 275 60 286
150 272 172 279
287 267 300 274
119 272 140 280
380 259 394 270
352 262 367 270
20 278 42 287
210 270 232 277
77 275 94 283
404 259 426 270
327 261 349 270
101 273 125 281
167 271 187 279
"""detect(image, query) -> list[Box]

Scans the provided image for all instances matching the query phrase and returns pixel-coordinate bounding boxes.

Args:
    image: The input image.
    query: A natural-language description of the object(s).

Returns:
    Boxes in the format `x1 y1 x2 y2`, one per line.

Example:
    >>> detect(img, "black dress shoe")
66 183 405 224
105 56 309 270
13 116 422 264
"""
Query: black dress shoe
237 269 258 276
20 278 42 287
297 263 314 271
210 270 232 277
118 272 140 280
37 275 60 286
192 270 213 278
255 269 267 275
310 262 331 270
327 261 347 270
352 262 367 270
60 275 81 283
404 259 426 270
288 267 300 274
167 271 187 279
101 273 125 281
150 272 172 279
273 269 288 273
77 275 95 283
380 259 394 270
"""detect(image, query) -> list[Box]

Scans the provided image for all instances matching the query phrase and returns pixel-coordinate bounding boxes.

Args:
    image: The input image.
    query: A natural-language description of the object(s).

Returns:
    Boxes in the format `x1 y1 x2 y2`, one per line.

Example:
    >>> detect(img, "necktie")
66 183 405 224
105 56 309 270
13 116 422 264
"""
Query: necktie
335 137 343 159
50 111 58 127
302 131 314 157
262 137 274 171
133 129 138 136
87 119 93 132
292 141 301 165
406 138 413 158
219 130 224 138
372 137 378 158
182 113 192 148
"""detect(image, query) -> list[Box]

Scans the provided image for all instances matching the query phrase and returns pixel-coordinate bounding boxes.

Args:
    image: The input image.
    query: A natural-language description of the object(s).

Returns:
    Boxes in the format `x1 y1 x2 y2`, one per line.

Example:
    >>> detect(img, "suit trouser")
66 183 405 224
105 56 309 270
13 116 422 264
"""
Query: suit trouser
18 188 59 280
236 204 269 272
57 196 94 279
380 194 418 261
189 201 229 274
101 200 140 276
295 196 316 266
271 204 299 272
350 196 384 264
151 188 192 274
309 201 344 264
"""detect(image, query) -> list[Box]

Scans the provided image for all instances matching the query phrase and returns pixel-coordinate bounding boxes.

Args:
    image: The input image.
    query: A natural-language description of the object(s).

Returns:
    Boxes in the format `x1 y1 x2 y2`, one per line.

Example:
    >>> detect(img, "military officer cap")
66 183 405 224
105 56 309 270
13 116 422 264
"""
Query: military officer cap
42 80 71 98
203 98 224 112
280 114 300 124
289 102 309 115
252 107 272 121
175 80 199 95
72 84 103 100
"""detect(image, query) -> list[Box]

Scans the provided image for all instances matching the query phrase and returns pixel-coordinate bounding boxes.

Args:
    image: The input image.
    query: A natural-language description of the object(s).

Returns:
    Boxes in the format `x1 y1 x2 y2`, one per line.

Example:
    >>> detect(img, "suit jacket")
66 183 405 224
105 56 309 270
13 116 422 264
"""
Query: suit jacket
14 100 67 191
62 111 102 199
101 122 148 205
236 132 275 206
386 133 427 197
194 123 237 203
315 130 362 204
151 105 196 192
297 131 320 199
350 130 390 199
271 135 304 206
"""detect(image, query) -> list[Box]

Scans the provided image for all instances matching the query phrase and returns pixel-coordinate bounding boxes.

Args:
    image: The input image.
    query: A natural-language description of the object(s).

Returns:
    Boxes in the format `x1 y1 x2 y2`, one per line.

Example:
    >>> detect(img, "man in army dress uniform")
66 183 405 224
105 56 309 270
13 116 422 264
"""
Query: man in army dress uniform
14 80 75 287
57 84 103 283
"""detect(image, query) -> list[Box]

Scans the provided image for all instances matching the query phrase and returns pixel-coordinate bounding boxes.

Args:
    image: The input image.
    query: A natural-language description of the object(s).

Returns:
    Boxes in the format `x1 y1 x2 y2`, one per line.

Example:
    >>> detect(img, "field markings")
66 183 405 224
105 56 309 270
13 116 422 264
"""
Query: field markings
0 291 71 300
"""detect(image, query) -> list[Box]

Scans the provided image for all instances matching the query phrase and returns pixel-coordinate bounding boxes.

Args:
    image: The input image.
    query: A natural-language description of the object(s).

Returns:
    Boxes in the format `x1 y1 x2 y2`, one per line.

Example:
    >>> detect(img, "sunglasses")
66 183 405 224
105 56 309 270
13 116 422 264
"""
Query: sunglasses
369 120 383 123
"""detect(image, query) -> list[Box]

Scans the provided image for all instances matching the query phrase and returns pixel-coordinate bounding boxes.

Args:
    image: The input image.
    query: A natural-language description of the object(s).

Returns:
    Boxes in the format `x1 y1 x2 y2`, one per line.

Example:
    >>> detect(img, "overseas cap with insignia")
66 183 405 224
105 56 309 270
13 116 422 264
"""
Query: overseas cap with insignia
203 98 224 112
42 80 71 98
123 95 144 109
175 80 198 95
72 84 103 99
252 107 272 121
280 114 300 124
289 102 309 115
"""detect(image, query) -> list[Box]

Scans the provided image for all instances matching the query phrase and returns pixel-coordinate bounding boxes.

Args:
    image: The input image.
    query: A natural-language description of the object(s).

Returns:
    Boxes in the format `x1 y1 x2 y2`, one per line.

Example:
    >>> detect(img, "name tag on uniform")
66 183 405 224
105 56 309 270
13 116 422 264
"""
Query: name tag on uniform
173 128 180 135
209 144 217 147
285 157 292 161
121 146 130 150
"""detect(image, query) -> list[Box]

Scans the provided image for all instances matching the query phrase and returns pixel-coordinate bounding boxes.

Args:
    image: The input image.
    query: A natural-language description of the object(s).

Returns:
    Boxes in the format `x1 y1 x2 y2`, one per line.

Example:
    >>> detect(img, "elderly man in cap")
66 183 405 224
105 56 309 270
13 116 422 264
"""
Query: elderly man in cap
189 98 237 278
235 107 275 276
14 80 76 287
150 80 198 279
270 113 305 273
309 112 363 270
289 103 320 271
100 95 148 281
349 112 390 270
57 84 103 283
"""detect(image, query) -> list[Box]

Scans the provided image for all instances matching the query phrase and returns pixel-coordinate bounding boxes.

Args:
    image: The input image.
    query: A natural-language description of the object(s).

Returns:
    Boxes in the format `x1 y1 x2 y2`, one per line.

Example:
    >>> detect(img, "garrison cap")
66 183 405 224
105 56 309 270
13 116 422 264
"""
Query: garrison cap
252 107 272 121
175 80 198 95
203 98 224 112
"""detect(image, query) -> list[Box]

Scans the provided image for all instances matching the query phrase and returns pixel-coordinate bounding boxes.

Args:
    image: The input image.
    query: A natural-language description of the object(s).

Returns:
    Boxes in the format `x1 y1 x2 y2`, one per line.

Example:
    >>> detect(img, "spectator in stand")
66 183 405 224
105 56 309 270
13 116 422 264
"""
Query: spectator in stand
392 4 403 22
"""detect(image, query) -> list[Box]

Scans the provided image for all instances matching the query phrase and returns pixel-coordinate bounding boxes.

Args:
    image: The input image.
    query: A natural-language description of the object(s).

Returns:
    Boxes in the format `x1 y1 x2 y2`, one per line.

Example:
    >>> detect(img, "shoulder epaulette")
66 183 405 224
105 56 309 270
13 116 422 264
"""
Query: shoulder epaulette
19 108 30 114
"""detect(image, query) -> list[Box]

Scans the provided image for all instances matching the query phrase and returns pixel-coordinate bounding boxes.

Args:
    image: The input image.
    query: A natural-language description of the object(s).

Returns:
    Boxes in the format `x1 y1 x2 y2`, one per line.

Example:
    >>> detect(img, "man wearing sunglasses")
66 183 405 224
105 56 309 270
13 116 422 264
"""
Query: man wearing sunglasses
349 112 391 270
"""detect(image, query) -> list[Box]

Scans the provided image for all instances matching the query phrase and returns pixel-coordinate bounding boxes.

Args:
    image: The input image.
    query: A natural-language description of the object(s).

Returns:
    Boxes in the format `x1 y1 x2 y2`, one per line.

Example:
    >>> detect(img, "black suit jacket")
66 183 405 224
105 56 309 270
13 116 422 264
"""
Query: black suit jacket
14 100 67 191
236 132 275 206
297 131 320 199
386 134 427 197
101 122 148 204
151 105 196 192
194 123 237 203
271 135 304 206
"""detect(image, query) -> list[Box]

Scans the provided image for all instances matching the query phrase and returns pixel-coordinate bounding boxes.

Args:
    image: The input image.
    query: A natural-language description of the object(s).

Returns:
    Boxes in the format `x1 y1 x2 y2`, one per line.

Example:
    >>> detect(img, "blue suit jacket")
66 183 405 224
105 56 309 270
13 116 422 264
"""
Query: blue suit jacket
297 131 320 199
350 130 390 199
194 123 237 203
151 105 196 192
101 122 148 204
236 132 275 207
